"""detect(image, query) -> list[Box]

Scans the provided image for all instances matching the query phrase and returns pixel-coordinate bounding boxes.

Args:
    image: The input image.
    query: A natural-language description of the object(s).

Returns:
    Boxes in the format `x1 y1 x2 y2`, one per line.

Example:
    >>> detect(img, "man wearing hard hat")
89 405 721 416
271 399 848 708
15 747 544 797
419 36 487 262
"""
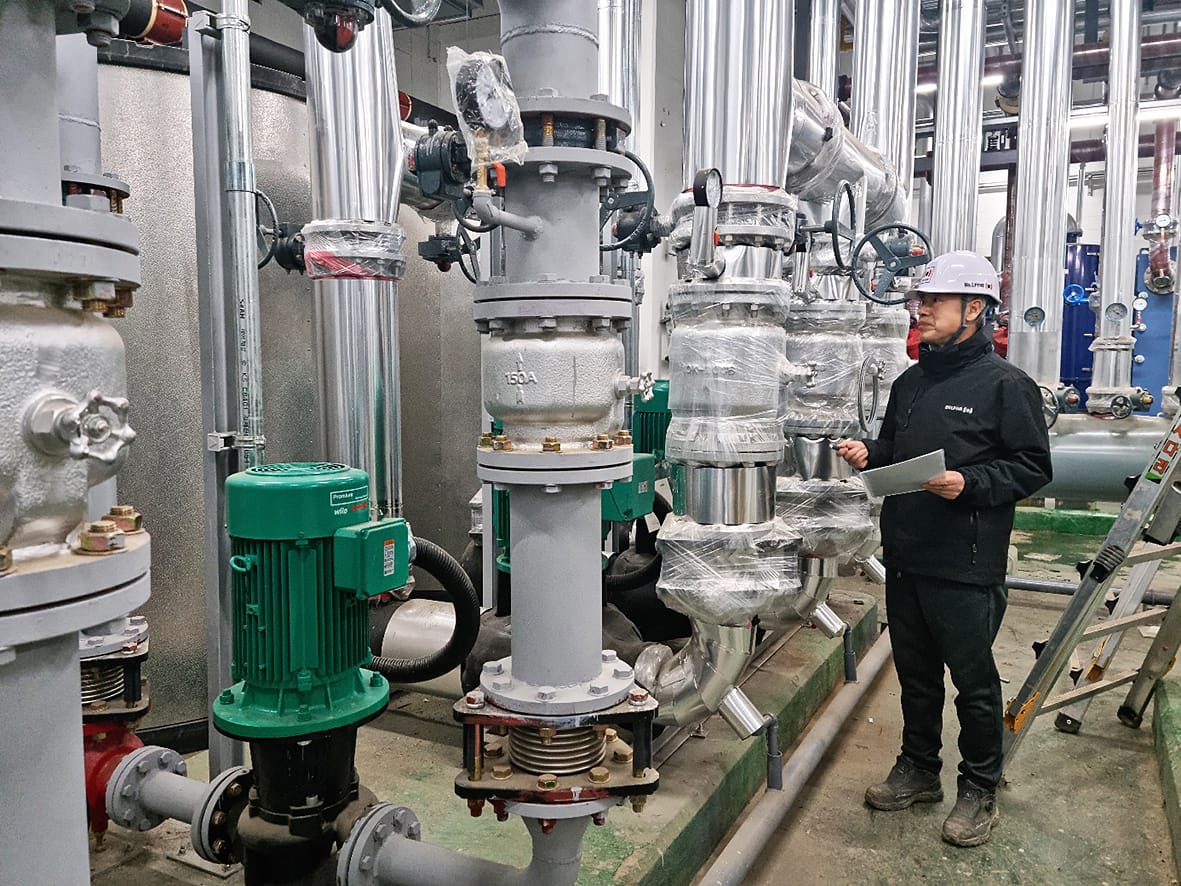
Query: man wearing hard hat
838 251 1052 847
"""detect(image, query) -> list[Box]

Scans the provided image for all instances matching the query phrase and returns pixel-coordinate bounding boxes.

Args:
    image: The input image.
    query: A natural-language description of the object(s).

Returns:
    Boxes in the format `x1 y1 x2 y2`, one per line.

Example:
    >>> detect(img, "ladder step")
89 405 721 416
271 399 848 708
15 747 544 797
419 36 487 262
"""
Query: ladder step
1125 541 1181 566
1040 670 1142 714
1079 608 1166 641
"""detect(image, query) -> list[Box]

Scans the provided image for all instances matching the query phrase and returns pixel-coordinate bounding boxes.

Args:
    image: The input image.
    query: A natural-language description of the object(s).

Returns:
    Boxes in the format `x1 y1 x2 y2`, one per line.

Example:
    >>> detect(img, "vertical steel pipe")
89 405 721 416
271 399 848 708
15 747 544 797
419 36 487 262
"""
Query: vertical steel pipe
685 0 794 192
851 0 920 215
56 35 102 177
1008 0 1073 388
304 13 404 518
1087 0 1141 410
930 0 985 254
221 0 265 468
0 0 59 204
808 0 842 100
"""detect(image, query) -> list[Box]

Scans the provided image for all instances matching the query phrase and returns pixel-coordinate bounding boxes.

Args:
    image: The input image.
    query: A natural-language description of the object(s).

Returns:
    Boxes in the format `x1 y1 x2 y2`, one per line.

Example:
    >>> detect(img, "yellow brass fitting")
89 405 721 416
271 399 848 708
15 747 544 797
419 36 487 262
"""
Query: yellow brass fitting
588 767 610 784
103 504 144 533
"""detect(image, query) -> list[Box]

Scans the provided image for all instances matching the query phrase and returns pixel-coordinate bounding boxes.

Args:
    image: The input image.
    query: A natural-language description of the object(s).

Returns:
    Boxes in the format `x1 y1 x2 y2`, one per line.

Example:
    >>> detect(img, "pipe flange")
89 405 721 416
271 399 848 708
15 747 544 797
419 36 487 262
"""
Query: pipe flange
504 797 620 821
516 95 632 133
337 803 421 886
518 147 636 184
667 278 792 320
668 186 798 251
480 654 635 715
105 746 187 832
477 445 635 487
192 765 252 864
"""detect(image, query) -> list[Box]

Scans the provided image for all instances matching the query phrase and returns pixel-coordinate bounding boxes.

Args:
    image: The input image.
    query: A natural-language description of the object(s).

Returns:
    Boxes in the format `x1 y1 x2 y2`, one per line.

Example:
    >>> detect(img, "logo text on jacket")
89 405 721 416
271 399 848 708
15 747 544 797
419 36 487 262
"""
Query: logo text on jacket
944 404 974 414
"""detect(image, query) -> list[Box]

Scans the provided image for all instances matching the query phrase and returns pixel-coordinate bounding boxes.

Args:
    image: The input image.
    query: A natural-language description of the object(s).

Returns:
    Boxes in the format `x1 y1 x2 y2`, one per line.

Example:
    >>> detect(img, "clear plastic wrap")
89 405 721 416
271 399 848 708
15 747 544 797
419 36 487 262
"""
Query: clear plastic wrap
302 221 407 281
655 515 801 625
782 328 864 437
446 46 527 167
667 186 797 251
665 321 789 464
775 474 875 560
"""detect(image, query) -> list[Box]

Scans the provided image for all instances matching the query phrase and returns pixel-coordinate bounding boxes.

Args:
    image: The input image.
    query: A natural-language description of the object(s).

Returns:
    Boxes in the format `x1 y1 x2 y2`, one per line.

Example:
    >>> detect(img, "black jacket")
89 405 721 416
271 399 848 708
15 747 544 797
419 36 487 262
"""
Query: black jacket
864 328 1053 586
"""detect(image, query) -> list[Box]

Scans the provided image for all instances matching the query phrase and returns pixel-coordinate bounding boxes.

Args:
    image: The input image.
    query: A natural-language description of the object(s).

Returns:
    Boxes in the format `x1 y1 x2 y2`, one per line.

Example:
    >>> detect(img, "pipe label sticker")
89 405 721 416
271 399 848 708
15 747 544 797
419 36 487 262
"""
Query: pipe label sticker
330 486 370 516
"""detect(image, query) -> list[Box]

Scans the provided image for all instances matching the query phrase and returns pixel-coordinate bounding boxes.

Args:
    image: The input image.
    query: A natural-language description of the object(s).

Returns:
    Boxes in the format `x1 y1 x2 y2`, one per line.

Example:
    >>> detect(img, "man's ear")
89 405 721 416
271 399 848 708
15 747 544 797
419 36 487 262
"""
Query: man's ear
967 297 986 324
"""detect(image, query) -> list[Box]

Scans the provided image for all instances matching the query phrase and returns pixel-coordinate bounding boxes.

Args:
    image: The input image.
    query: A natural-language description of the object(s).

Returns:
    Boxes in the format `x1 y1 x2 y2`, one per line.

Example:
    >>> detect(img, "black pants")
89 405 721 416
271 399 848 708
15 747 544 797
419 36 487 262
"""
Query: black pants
886 570 1008 790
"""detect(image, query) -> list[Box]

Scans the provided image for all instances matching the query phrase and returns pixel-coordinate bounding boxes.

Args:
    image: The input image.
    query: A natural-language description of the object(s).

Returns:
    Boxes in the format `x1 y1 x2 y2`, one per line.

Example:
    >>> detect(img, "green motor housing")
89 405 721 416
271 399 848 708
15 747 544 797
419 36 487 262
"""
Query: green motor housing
213 463 410 740
634 379 671 464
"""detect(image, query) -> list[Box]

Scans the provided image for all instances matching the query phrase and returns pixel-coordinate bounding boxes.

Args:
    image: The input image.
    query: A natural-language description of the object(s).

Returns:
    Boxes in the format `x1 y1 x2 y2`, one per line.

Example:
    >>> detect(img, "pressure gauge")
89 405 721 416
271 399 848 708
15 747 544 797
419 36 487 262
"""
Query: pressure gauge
1105 303 1129 322
692 168 723 208
1134 296 1149 311
1023 306 1046 327
1156 213 1173 230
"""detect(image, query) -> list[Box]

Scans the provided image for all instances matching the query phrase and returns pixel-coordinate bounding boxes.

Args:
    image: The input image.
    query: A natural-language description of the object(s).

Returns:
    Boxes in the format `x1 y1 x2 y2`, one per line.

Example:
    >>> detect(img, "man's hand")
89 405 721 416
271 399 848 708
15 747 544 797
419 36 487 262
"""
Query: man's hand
836 440 868 469
922 470 965 500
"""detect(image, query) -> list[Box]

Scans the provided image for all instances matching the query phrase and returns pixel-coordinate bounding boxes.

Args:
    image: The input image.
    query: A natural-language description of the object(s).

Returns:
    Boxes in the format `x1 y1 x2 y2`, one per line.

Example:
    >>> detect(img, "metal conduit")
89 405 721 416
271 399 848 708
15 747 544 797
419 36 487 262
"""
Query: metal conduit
697 630 894 886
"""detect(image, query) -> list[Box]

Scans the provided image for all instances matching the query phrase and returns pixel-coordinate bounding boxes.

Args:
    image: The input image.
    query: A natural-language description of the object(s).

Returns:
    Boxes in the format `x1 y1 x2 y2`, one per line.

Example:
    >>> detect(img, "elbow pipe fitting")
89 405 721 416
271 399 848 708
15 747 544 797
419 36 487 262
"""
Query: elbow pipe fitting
635 621 757 734
471 191 544 239
368 537 482 684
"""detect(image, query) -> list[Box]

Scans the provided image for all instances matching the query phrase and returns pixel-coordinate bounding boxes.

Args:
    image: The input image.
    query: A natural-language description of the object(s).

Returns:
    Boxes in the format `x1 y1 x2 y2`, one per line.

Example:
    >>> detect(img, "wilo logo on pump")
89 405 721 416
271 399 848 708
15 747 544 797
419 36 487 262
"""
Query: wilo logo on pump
331 486 369 516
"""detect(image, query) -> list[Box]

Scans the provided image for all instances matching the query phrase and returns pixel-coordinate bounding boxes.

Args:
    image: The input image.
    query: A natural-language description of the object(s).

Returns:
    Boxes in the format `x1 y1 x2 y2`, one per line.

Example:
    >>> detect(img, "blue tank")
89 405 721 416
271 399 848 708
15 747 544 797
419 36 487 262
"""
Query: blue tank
1060 243 1101 399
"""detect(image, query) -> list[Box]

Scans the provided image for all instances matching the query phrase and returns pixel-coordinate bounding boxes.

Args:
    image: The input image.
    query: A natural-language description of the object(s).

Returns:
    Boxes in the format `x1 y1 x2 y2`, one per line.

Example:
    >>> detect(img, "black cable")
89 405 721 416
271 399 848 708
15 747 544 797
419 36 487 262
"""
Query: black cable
255 189 280 269
367 537 481 683
453 200 497 233
455 221 481 283
601 149 656 252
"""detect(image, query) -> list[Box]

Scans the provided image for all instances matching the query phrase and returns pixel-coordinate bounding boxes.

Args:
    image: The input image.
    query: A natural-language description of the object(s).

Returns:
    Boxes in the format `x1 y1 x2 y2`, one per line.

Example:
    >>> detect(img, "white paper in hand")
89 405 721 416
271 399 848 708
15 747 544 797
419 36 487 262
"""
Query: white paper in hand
860 449 946 497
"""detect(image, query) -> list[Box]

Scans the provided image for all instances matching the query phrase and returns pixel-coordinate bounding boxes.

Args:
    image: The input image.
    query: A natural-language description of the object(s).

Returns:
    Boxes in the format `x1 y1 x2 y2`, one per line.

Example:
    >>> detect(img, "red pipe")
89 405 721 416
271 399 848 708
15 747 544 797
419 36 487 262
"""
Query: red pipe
83 722 144 846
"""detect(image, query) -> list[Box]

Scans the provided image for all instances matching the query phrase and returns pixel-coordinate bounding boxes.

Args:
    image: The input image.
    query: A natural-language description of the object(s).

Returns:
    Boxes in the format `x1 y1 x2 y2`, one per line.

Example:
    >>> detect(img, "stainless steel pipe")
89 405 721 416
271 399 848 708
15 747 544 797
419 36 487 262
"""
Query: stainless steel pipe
930 0 985 254
808 0 842 100
1087 0 1141 411
851 0 920 215
1007 0 1073 388
304 12 404 517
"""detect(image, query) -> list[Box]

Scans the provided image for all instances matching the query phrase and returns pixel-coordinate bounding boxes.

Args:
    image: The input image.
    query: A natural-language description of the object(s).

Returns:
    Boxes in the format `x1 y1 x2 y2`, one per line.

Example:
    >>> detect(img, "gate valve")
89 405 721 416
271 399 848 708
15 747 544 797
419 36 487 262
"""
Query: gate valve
26 391 136 466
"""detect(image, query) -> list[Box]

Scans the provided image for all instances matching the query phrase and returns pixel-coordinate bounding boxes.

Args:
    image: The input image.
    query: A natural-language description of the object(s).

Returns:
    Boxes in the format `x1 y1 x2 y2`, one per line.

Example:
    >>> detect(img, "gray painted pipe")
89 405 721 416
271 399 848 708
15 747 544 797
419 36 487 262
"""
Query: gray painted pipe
1006 575 1174 608
373 816 590 886
136 769 207 824
696 630 893 886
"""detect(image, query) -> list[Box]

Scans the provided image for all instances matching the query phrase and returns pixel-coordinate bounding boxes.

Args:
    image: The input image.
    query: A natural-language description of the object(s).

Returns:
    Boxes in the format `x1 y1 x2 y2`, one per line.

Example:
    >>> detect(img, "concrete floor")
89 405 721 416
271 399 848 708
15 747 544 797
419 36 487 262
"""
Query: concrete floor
90 527 1181 885
733 529 1181 886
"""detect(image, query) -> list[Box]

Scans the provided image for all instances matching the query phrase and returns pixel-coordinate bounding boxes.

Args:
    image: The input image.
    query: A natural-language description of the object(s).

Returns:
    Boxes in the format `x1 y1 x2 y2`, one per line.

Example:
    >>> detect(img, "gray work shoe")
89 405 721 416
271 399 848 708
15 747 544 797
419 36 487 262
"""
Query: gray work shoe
941 782 999 847
864 758 943 811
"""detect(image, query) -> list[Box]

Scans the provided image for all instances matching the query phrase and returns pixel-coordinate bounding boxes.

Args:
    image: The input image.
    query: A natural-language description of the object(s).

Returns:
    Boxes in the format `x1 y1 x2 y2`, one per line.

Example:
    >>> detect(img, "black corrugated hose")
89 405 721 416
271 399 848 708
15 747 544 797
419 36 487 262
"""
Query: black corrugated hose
367 537 481 683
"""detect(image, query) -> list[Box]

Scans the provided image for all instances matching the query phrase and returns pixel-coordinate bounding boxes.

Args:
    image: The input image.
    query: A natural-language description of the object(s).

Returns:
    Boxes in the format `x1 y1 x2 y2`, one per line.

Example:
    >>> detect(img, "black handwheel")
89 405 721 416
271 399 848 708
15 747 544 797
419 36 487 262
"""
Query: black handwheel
1039 386 1060 429
830 181 858 271
851 223 933 305
1110 395 1134 419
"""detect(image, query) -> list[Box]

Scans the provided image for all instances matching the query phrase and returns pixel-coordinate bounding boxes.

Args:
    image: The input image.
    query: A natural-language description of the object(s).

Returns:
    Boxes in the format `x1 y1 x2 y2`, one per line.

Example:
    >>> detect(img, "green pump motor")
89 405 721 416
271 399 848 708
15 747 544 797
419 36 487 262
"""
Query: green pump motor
213 462 411 740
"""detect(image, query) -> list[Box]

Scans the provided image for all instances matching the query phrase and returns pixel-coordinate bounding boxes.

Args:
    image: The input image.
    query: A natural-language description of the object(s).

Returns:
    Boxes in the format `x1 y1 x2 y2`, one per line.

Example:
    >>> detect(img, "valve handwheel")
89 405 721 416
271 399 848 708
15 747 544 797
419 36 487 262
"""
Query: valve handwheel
829 181 858 271
851 223 933 305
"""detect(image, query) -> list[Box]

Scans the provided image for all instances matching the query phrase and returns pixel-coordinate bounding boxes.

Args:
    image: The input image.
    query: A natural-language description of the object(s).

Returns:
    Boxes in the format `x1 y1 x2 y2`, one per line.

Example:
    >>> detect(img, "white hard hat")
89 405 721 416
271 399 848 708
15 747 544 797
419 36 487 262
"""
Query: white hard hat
913 250 1002 306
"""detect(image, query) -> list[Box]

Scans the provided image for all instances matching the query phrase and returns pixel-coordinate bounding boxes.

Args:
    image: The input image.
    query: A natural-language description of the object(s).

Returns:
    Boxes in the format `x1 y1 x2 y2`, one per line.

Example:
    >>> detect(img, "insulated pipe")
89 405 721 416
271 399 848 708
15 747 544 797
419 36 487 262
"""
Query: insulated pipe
1007 0 1072 388
304 12 404 518
366 816 590 886
930 0 985 254
634 621 758 733
850 0 920 216
1147 120 1178 294
786 79 907 227
1087 0 1141 411
1042 414 1167 502
1166 196 1181 417
808 0 842 100
697 629 893 886
222 0 265 468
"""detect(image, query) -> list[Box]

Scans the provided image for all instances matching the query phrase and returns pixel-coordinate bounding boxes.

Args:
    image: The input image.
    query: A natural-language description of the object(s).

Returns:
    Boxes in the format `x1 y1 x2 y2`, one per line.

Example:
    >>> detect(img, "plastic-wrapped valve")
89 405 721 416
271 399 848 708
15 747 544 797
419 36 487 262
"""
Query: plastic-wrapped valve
775 475 875 560
446 46 528 167
302 221 407 281
656 515 801 626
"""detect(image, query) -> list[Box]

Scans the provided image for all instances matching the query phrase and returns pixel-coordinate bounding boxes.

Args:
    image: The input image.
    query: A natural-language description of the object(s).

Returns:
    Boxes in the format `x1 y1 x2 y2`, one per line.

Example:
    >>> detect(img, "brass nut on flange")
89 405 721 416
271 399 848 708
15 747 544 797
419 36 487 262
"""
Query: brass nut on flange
588 767 610 785
479 432 494 448
492 765 514 780
542 436 561 452
537 774 559 791
604 728 618 743
594 434 614 450
484 741 504 759
103 504 144 533
614 431 633 446
612 747 633 764
78 520 126 555
0 546 11 575
491 435 513 451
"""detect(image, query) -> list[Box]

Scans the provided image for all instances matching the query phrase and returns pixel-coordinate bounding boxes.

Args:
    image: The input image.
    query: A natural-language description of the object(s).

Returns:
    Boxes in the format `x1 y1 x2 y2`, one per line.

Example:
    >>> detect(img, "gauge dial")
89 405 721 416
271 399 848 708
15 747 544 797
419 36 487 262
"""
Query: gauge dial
692 168 723 208
1023 306 1046 327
